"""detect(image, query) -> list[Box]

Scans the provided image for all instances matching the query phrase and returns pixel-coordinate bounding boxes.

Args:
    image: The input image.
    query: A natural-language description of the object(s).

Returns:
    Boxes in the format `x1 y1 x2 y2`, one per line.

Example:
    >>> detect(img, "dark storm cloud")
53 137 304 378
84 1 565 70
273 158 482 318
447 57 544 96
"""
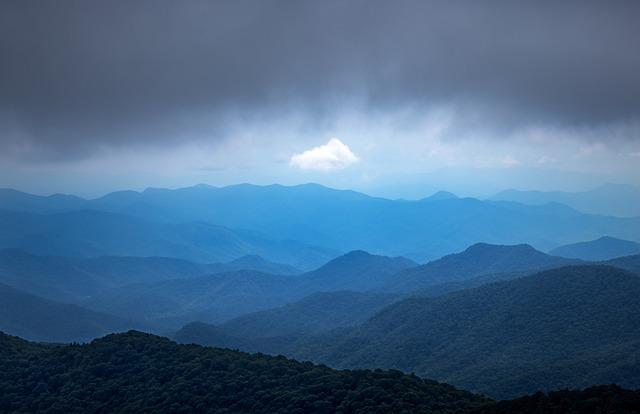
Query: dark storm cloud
1 0 639 160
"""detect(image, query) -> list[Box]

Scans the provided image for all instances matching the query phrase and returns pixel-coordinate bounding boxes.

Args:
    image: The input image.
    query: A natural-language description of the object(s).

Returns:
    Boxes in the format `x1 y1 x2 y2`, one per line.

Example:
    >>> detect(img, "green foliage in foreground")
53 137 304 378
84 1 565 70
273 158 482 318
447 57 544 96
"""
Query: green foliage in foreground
2 330 639 413
0 331 486 414
474 385 640 414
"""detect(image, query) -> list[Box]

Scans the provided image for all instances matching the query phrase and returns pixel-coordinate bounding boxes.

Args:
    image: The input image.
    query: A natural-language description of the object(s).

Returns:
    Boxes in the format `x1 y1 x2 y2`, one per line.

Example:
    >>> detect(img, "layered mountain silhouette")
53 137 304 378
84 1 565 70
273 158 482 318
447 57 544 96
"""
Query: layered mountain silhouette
297 250 416 291
0 208 335 270
284 265 640 398
3 330 638 413
0 249 300 303
176 264 640 399
491 183 640 217
175 291 399 346
605 254 640 274
0 283 142 343
3 184 640 261
383 243 577 293
83 251 415 329
550 236 640 261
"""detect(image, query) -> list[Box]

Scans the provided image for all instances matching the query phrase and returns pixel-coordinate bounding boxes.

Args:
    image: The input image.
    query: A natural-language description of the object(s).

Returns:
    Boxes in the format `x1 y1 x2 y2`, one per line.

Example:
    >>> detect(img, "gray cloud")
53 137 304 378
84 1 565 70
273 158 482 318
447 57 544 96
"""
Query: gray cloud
1 0 640 161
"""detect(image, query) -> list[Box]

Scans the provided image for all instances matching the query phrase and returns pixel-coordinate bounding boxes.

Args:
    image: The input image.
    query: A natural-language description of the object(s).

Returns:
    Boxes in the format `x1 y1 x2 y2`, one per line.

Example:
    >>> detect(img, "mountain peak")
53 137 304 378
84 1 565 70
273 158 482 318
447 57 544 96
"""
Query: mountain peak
422 191 458 202
464 242 537 254
229 254 268 266
550 236 640 261
341 250 373 259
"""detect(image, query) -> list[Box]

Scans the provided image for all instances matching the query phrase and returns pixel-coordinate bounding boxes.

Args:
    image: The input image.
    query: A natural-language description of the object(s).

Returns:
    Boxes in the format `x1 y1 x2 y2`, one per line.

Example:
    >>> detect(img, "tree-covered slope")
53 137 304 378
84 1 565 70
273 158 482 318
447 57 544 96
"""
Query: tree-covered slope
174 291 400 349
473 385 640 414
85 251 415 329
384 243 576 294
605 254 640 274
298 250 416 292
0 331 488 414
289 265 640 399
216 291 400 338
550 236 640 261
83 270 299 329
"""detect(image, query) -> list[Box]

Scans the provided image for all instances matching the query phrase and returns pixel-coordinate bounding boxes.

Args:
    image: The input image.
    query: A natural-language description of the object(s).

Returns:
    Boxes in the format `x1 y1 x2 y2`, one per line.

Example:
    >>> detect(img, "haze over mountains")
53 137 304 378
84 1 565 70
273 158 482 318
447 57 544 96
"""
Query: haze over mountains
491 183 640 217
179 265 640 399
78 250 416 329
4 0 640 410
0 207 335 270
550 236 640 261
1 182 640 406
2 183 640 262
0 282 142 343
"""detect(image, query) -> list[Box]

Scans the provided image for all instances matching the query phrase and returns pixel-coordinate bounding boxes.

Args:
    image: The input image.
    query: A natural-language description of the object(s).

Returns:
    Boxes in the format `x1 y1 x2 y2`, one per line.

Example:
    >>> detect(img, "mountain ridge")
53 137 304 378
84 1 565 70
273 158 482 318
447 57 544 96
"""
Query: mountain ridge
286 265 640 398
550 236 640 261
3 184 640 262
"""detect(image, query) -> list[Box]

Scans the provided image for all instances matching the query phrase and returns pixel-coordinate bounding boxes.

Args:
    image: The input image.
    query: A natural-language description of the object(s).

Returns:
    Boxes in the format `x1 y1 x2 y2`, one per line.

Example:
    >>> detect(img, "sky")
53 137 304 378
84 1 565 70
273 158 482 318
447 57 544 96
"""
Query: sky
1 0 639 198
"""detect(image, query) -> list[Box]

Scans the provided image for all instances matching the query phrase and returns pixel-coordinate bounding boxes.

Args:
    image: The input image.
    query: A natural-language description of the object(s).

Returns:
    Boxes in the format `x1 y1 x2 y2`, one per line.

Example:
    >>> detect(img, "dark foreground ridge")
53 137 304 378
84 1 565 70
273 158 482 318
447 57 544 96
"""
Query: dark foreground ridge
2 331 639 414
0 330 486 413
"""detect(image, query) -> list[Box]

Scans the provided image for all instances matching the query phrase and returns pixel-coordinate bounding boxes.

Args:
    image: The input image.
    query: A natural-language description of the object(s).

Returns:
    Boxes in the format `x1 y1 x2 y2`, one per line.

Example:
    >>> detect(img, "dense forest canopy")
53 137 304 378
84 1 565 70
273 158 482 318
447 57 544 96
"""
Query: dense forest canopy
2 331 639 414
0 331 486 414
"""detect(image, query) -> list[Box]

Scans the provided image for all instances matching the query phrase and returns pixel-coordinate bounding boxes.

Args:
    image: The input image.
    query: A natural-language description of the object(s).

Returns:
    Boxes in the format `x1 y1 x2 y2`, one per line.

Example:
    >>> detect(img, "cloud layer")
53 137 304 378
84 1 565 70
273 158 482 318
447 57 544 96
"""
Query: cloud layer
290 138 359 172
1 0 640 162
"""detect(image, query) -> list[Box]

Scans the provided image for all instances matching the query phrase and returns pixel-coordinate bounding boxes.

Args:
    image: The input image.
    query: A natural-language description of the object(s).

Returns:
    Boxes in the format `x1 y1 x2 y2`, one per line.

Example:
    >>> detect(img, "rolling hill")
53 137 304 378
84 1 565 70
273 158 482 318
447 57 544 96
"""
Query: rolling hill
605 254 640 274
174 291 399 348
0 249 301 303
0 283 142 343
550 236 640 261
2 330 637 413
172 244 586 352
83 251 415 329
298 250 416 292
384 243 577 294
285 265 640 399
0 330 488 413
0 209 336 270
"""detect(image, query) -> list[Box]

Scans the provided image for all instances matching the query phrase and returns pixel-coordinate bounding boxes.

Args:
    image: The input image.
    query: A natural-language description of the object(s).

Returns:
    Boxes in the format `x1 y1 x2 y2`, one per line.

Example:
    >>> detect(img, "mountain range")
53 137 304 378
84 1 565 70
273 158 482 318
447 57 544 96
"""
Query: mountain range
288 265 640 398
81 250 415 329
0 208 335 270
491 183 640 217
550 236 640 261
177 264 640 399
3 184 640 262
0 249 299 303
0 282 141 342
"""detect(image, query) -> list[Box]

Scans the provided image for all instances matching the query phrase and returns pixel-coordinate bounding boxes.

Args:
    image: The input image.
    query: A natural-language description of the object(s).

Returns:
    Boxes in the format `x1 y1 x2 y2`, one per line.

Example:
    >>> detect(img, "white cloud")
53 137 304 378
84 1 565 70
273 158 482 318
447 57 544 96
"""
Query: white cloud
537 155 558 164
501 155 520 167
290 138 359 171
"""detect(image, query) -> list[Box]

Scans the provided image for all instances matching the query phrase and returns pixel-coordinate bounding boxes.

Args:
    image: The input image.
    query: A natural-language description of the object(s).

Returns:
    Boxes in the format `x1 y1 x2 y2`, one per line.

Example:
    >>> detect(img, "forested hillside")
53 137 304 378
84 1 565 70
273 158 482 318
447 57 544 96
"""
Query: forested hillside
283 265 640 398
0 331 488 414
2 331 638 414
174 291 399 349
382 242 576 293
83 251 414 329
